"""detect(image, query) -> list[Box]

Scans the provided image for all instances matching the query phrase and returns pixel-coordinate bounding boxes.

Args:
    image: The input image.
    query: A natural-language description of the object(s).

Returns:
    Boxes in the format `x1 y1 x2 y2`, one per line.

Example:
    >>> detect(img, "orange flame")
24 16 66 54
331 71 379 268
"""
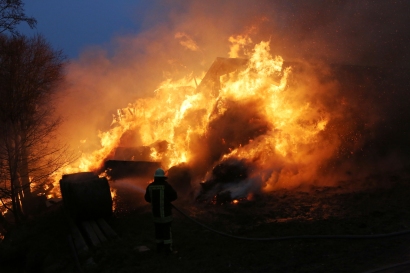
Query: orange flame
52 36 338 196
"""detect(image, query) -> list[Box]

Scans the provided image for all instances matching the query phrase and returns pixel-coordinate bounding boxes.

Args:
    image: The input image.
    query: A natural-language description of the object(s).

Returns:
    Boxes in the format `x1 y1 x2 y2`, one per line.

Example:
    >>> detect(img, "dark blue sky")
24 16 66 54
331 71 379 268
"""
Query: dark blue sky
16 0 410 66
17 1 154 59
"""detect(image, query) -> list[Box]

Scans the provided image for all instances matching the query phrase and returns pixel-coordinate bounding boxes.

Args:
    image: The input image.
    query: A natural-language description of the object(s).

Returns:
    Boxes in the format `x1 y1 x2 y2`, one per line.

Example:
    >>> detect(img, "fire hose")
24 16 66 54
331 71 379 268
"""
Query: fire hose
172 204 410 241
172 205 410 273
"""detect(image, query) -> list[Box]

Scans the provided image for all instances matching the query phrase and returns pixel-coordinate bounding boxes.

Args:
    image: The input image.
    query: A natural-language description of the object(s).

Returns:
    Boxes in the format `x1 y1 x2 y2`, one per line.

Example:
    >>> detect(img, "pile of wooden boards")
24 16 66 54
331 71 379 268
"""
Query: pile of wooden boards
69 217 119 254
60 172 119 270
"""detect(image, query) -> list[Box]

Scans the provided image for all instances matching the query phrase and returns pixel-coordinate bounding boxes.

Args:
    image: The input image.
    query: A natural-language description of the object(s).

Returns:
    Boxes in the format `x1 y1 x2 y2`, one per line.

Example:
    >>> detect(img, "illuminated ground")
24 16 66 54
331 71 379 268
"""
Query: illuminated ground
1 169 410 273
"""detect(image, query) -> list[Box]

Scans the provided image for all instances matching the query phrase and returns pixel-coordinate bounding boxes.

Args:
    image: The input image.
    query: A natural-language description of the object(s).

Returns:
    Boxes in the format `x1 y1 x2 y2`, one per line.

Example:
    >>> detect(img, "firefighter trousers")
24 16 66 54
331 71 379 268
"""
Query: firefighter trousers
154 222 172 252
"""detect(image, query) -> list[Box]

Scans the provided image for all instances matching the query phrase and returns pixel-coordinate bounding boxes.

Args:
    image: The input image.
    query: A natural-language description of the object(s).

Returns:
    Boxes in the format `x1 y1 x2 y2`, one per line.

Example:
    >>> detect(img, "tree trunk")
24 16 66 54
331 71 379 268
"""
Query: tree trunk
0 212 8 237
9 140 24 223
19 138 33 215
10 177 22 224
20 145 31 197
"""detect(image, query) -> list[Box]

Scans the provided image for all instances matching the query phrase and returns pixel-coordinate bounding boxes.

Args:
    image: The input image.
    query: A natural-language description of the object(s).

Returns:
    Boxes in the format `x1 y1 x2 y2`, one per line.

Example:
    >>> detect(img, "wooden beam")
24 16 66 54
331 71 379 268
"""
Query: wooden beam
81 221 101 247
89 220 107 243
67 216 89 256
97 218 119 240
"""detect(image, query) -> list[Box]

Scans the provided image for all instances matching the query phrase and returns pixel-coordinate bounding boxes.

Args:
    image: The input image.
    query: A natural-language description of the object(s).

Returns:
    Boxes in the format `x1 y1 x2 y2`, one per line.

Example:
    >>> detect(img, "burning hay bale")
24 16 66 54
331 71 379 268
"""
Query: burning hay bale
60 172 112 221
167 163 193 198
111 146 152 161
197 158 254 204
104 160 161 180
197 57 248 96
55 40 403 206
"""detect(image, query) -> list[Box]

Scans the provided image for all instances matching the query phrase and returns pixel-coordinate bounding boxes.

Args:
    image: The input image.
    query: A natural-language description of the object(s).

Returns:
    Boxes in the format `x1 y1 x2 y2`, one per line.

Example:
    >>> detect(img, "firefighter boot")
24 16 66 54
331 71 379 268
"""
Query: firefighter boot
156 242 164 253
164 244 178 255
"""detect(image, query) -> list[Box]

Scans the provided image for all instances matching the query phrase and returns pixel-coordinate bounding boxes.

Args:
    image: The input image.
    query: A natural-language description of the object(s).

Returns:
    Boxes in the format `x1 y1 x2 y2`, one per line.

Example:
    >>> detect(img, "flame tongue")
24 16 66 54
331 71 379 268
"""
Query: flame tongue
55 39 336 198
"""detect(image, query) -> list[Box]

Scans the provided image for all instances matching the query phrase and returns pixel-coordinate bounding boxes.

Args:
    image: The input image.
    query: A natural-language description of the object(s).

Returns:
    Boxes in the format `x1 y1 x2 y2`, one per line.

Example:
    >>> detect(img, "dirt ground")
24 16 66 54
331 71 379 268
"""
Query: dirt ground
1 170 410 273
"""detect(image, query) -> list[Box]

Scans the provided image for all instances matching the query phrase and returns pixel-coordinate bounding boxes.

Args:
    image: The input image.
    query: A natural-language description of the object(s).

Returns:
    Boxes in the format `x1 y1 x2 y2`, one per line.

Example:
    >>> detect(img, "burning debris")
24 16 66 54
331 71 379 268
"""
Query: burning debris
104 160 161 181
196 57 248 97
51 38 396 205
167 163 193 199
197 158 253 204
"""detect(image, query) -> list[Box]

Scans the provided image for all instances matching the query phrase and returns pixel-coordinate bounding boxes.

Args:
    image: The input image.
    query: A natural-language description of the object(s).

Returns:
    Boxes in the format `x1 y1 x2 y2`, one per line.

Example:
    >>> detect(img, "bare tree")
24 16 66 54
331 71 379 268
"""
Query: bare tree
0 0 36 35
0 34 68 223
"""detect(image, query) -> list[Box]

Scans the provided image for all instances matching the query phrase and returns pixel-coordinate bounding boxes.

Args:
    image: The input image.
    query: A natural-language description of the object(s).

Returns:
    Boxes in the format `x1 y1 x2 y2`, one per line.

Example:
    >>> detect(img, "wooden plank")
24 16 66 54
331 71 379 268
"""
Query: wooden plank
89 220 107 243
96 218 119 240
66 215 89 256
81 221 101 247
70 223 89 255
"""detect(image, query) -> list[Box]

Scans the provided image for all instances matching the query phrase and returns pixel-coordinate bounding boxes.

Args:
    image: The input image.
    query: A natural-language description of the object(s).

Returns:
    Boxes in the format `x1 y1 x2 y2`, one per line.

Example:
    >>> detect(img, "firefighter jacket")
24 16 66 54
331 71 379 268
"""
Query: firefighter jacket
144 178 178 223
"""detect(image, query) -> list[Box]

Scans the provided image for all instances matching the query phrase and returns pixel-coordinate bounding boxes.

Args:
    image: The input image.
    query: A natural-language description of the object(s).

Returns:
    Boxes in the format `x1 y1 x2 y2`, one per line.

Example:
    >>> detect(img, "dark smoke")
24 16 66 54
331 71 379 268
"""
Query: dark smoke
255 0 410 177
189 99 270 177
197 158 258 203
57 0 410 193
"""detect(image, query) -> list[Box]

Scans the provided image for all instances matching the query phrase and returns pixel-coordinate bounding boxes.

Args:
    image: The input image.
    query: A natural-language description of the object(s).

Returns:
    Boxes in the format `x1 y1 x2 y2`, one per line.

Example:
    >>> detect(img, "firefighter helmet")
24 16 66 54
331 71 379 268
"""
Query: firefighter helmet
154 168 166 178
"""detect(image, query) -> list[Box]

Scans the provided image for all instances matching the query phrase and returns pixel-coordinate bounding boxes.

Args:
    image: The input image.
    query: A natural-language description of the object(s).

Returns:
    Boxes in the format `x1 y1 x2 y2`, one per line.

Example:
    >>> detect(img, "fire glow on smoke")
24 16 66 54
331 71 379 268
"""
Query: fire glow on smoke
53 36 343 198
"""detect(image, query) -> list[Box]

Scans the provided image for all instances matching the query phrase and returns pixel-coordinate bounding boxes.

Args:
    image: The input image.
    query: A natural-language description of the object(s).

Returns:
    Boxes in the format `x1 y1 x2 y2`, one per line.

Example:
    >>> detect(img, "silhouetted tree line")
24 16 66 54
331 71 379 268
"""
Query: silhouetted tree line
0 0 36 35
0 1 69 230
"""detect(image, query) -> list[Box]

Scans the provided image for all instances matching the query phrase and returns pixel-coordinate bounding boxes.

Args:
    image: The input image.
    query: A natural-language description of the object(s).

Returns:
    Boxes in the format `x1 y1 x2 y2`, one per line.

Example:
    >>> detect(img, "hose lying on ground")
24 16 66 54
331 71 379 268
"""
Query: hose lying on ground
173 204 410 273
172 204 410 241
362 260 410 273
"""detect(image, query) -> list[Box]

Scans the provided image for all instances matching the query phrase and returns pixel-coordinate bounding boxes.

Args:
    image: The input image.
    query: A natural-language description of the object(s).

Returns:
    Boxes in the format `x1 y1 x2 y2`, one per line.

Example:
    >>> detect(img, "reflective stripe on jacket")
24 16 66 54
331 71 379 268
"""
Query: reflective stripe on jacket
144 179 177 223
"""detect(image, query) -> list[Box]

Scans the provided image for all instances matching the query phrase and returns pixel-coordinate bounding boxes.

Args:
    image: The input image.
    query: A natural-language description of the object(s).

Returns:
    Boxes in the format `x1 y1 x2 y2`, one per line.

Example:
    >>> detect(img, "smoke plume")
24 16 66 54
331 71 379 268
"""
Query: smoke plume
55 0 410 196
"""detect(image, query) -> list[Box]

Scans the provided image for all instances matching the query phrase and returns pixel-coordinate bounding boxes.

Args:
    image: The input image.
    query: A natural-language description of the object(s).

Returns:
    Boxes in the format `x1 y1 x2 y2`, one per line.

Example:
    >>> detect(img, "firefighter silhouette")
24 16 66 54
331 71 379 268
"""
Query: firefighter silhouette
145 168 178 253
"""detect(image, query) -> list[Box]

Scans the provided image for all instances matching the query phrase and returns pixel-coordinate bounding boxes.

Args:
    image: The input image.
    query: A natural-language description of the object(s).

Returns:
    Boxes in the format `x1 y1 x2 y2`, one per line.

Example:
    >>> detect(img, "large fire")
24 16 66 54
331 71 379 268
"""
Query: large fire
51 36 344 200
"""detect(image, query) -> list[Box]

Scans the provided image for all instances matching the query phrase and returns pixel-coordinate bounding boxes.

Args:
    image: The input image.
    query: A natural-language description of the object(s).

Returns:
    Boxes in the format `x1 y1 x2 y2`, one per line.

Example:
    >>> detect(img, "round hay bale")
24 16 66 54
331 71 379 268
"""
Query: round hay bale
168 164 192 198
60 172 112 221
